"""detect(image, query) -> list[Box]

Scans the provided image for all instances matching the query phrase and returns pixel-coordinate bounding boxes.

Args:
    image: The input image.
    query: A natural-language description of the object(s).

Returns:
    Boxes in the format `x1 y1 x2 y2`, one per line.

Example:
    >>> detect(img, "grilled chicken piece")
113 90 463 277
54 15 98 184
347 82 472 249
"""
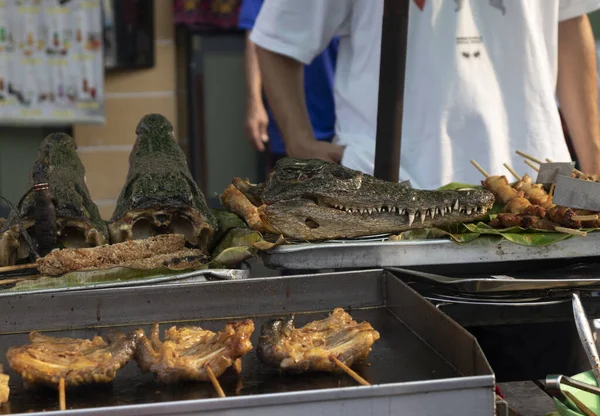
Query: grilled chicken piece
257 308 380 373
134 320 255 383
0 365 9 404
6 331 137 388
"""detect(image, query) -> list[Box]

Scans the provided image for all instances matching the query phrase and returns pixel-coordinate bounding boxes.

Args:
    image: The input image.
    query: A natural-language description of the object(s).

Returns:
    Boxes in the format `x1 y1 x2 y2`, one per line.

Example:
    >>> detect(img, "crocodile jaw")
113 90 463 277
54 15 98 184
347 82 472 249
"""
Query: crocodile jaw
260 196 493 241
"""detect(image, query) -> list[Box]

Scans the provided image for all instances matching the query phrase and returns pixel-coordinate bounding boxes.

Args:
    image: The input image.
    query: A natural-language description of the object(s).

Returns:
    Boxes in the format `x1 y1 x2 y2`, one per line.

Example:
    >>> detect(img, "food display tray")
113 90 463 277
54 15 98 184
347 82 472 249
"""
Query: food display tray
261 232 600 270
0 270 494 415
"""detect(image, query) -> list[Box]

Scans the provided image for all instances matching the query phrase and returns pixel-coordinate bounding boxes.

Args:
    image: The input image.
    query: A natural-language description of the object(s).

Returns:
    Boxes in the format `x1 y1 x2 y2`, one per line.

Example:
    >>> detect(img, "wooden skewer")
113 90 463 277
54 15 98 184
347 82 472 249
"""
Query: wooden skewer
470 160 490 178
329 355 371 386
0 263 38 274
516 150 544 165
503 163 522 181
546 158 554 163
564 390 596 416
555 226 587 237
572 215 599 222
58 377 66 411
524 160 539 172
205 365 225 398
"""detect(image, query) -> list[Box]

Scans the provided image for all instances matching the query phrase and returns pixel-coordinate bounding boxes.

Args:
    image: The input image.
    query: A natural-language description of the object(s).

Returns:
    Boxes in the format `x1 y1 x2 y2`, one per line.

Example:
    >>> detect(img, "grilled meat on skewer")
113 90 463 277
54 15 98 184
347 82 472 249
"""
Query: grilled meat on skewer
481 176 522 205
488 214 557 231
36 234 209 276
0 365 8 404
6 331 137 388
134 320 254 383
257 308 380 373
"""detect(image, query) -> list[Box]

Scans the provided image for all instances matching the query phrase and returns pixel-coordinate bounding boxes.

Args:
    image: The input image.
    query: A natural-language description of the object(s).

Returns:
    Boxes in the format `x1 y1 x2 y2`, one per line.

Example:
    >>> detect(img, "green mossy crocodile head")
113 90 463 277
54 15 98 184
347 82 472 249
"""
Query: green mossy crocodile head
109 114 216 252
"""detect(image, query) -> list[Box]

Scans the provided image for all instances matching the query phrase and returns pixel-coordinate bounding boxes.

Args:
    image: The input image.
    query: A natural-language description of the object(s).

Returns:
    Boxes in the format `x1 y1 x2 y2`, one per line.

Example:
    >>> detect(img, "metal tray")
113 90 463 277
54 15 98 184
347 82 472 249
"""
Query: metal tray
0 270 494 415
261 232 600 270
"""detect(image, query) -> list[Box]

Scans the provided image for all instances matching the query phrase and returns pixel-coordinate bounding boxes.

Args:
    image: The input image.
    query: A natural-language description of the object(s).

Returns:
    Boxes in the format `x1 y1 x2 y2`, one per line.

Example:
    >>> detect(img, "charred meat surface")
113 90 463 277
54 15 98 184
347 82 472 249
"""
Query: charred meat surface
37 234 208 276
0 133 108 266
257 308 380 373
134 320 255 383
6 331 137 388
0 365 9 404
109 114 216 252
221 158 495 240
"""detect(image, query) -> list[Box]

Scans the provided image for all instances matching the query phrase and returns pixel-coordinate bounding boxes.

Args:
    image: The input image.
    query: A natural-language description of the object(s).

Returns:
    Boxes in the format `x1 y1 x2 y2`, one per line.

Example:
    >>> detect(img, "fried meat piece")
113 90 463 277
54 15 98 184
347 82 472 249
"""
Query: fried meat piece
257 308 380 373
134 320 255 383
6 331 137 388
36 234 201 276
0 365 9 404
219 184 267 232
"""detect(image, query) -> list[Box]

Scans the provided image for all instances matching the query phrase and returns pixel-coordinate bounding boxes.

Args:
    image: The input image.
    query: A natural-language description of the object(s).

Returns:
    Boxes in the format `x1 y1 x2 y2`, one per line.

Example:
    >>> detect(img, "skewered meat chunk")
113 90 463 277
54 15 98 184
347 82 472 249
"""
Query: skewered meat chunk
0 365 9 404
6 331 137 388
134 320 255 383
488 214 556 231
257 308 380 373
481 176 522 205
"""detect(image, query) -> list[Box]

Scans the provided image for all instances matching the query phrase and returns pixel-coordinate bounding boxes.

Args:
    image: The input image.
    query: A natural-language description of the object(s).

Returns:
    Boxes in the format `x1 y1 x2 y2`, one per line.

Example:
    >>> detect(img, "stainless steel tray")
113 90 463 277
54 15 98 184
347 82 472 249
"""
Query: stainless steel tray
0 270 494 415
261 232 600 270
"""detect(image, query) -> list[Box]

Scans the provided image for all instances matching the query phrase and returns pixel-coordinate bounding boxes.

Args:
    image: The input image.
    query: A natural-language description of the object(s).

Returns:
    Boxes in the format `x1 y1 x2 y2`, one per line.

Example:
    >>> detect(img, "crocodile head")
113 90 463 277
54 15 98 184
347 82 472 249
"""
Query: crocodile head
109 114 217 252
0 133 109 266
229 158 495 240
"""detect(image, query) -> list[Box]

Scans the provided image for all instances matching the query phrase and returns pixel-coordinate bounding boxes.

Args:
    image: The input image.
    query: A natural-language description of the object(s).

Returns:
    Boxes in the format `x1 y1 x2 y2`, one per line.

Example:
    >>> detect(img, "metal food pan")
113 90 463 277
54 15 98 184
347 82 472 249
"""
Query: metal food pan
261 232 600 270
0 270 494 415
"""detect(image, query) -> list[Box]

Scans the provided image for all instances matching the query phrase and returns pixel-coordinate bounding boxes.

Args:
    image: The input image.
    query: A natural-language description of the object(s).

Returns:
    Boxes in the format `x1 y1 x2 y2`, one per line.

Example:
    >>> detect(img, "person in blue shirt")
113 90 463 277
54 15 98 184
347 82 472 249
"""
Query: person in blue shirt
238 0 338 172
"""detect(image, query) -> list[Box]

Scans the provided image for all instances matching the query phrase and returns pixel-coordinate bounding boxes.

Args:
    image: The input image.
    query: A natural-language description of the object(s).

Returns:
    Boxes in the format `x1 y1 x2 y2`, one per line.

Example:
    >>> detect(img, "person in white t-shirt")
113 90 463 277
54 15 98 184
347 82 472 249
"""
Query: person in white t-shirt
250 0 600 189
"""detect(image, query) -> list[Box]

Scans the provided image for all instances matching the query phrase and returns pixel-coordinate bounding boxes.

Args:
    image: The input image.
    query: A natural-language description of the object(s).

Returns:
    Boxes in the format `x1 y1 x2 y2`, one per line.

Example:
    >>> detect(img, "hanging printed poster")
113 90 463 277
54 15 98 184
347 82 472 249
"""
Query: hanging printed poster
0 0 104 125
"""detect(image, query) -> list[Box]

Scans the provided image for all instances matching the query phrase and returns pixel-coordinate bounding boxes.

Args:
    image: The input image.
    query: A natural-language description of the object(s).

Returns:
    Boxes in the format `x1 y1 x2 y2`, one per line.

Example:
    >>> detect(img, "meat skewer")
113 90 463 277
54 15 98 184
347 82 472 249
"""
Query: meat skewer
204 365 226 397
58 377 65 411
470 160 523 205
329 355 370 386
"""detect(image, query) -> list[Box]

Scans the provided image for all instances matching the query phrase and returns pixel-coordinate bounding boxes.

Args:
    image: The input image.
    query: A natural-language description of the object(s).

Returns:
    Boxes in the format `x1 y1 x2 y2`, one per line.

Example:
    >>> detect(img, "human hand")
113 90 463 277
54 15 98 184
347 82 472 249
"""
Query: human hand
244 103 269 151
287 140 345 163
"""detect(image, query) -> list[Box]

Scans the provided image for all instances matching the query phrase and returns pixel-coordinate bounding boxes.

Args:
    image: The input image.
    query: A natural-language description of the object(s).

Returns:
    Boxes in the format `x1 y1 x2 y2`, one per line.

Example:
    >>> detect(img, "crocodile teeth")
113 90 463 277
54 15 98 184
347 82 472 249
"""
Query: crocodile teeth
390 207 396 213
466 208 472 215
431 209 436 220
368 208 373 215
420 211 426 224
408 213 415 226
348 209 353 214
454 200 459 210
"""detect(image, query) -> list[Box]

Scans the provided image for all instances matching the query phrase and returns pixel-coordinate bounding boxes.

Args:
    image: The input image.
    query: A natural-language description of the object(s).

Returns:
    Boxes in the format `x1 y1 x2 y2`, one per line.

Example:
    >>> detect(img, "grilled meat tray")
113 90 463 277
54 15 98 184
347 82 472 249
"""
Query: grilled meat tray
261 232 600 270
0 270 493 415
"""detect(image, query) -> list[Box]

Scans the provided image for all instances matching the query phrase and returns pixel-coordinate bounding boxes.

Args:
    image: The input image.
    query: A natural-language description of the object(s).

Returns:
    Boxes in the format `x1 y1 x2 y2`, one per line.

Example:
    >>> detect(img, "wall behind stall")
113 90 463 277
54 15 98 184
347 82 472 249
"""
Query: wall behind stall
73 1 177 220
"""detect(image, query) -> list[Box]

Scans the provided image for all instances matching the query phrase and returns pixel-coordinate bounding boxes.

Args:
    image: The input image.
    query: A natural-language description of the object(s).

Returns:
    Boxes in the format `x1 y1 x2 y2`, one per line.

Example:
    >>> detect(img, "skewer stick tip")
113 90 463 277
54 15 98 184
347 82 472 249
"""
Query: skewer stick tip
58 377 66 411
516 150 544 165
205 364 226 398
329 355 371 386
554 226 587 237
524 159 540 172
502 163 522 181
470 160 490 178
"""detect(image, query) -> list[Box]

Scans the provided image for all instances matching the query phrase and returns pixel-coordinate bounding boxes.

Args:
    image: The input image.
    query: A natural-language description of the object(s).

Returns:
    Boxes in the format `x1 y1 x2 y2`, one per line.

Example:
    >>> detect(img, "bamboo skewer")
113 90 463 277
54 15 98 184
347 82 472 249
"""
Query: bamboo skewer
572 215 599 222
0 263 38 275
470 160 490 178
516 150 544 165
564 391 596 416
524 160 539 172
555 226 587 237
205 365 225 398
503 163 522 181
58 378 66 411
329 355 371 386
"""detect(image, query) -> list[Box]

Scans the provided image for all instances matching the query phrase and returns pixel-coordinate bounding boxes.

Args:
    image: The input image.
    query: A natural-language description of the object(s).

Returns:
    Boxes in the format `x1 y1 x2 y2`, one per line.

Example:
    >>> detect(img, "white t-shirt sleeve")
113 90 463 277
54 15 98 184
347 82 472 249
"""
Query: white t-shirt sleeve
250 0 351 65
559 0 600 21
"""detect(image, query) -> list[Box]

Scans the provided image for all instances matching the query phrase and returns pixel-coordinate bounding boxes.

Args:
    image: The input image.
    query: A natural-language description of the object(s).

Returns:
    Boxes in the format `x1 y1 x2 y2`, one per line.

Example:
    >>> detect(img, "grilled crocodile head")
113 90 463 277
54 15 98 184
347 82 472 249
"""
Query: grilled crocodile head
225 158 495 240
0 133 109 266
109 114 217 252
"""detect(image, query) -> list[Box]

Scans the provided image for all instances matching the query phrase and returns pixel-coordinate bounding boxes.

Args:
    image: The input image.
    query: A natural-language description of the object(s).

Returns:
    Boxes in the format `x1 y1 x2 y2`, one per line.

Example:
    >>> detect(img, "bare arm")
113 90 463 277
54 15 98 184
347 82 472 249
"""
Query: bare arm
255 45 343 162
557 14 600 175
243 32 269 151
